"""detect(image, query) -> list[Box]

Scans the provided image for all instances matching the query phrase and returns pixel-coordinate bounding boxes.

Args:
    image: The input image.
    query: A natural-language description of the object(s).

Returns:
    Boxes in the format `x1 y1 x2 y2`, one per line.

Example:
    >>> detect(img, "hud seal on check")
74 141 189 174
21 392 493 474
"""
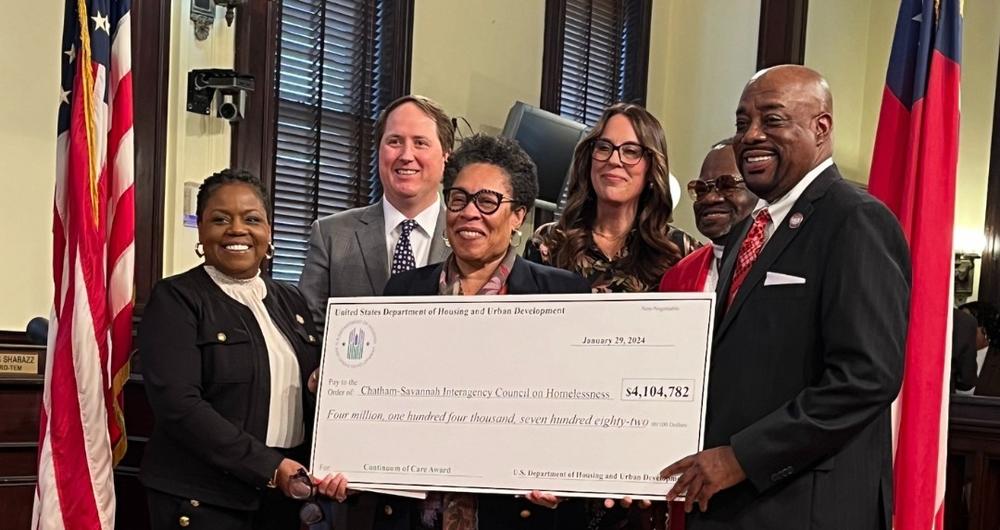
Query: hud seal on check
334 320 376 367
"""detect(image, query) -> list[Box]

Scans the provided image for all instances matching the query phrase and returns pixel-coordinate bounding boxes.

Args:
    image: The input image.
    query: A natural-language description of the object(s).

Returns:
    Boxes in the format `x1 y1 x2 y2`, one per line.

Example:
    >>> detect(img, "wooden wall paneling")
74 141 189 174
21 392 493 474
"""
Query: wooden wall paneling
627 0 654 107
540 0 567 114
0 375 41 530
0 383 42 444
756 0 809 70
978 33 1000 306
114 467 149 530
131 0 171 315
231 0 282 195
984 458 1000 529
0 484 35 530
0 332 31 346
947 396 1000 530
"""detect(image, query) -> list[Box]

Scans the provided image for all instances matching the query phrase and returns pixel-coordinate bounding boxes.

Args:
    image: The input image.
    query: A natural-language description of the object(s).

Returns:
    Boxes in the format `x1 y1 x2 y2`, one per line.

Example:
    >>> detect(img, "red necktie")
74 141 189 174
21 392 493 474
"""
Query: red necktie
727 209 771 307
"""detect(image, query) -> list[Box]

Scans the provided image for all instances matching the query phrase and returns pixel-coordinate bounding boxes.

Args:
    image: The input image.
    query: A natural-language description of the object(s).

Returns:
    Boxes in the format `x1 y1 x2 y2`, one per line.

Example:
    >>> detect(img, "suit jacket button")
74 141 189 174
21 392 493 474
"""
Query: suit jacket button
520 509 532 519
178 515 191 527
217 332 227 342
189 499 200 507
384 504 393 516
308 334 316 343
296 314 306 324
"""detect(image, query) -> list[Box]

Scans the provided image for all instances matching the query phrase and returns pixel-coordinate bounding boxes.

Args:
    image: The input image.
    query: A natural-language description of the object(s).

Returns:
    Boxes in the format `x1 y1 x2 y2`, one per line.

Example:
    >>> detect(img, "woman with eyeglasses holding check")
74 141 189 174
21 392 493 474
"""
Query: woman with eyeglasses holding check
525 104 697 529
383 134 590 530
525 103 698 294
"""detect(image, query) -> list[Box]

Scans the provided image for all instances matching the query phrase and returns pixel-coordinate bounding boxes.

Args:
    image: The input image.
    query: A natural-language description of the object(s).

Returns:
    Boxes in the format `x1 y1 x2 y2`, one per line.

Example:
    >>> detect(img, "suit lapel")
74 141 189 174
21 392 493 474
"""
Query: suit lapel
714 167 840 341
714 217 750 327
427 204 450 264
506 256 540 294
356 203 389 294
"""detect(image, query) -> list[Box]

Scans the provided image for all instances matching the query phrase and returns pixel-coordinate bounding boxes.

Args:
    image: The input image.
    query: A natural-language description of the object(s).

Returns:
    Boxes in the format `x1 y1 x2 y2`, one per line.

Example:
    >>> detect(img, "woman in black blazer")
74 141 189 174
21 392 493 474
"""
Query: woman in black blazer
381 135 589 530
139 170 346 530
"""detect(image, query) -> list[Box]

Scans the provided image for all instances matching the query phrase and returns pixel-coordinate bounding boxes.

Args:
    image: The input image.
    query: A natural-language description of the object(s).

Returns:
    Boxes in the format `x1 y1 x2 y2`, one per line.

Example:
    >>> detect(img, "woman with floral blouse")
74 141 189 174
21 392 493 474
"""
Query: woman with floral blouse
525 103 697 294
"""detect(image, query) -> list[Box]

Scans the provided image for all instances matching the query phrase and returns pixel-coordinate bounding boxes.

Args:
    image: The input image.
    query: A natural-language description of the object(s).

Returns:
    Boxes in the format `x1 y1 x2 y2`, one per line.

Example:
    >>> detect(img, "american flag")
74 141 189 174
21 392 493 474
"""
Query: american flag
33 0 134 528
868 0 962 529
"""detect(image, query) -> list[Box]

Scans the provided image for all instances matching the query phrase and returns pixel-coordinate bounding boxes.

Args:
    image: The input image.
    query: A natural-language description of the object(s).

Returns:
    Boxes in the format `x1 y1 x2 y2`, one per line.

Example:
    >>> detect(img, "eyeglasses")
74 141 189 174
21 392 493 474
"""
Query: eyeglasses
288 468 324 525
686 174 746 201
591 139 648 166
444 187 517 215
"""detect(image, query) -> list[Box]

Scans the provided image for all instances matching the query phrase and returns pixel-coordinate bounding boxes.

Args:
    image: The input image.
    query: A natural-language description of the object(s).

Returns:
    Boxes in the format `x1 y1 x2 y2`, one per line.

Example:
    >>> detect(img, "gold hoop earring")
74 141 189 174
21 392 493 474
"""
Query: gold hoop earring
511 229 523 248
266 242 275 259
195 243 204 258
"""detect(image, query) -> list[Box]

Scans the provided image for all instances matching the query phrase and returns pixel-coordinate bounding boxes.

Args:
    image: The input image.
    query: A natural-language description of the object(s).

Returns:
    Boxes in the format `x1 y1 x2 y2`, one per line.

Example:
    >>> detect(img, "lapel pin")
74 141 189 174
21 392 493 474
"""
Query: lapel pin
789 212 804 229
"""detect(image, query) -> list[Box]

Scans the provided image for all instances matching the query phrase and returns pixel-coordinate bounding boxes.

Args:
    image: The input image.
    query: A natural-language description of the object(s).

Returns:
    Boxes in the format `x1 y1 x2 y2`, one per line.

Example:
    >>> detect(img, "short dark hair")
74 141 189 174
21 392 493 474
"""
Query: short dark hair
374 95 455 154
960 301 1000 345
196 169 270 223
443 134 538 209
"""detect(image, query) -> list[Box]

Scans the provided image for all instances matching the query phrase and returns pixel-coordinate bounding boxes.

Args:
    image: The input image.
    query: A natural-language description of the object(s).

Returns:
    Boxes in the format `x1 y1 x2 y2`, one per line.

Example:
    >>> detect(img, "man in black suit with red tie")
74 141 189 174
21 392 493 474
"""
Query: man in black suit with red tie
661 65 911 530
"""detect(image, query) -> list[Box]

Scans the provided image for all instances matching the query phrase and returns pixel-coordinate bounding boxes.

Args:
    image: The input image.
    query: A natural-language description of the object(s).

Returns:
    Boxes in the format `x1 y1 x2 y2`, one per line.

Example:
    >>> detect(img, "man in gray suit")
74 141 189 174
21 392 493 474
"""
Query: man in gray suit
299 95 455 326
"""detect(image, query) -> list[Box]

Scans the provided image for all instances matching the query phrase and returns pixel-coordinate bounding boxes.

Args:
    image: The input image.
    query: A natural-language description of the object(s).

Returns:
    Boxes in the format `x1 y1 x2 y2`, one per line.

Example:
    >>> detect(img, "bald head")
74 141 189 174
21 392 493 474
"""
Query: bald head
733 65 835 202
748 65 833 114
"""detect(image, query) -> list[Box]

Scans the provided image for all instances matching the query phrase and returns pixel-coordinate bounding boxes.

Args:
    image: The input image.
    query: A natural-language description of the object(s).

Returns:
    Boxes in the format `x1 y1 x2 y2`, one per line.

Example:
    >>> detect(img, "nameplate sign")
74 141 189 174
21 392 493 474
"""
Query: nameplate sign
0 350 42 376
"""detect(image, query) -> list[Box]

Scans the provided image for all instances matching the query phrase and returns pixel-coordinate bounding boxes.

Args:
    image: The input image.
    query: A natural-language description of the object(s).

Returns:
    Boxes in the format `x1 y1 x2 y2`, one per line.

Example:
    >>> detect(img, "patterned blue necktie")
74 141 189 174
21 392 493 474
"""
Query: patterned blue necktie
391 219 418 275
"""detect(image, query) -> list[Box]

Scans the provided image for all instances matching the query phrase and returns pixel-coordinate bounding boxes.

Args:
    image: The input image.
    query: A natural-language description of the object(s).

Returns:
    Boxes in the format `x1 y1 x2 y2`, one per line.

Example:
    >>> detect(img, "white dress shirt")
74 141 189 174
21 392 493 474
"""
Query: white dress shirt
383 197 441 268
204 266 304 448
704 243 725 293
750 157 834 243
956 346 990 396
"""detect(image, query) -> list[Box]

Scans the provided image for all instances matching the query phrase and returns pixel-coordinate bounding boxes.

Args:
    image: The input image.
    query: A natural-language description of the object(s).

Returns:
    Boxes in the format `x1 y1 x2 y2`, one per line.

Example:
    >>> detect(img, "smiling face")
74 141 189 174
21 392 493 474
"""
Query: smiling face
377 102 447 214
734 67 832 202
198 182 271 279
589 113 649 207
693 147 758 242
446 163 526 270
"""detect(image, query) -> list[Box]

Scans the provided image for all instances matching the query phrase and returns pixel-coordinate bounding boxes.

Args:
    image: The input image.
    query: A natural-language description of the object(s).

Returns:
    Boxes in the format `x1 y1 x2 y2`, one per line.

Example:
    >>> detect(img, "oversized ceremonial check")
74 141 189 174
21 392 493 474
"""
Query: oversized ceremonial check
311 293 714 499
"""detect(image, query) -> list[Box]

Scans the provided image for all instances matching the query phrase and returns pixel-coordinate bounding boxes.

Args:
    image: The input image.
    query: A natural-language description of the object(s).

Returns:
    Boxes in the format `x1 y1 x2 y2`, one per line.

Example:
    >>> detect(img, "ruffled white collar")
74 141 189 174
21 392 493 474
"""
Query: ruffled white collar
204 265 266 301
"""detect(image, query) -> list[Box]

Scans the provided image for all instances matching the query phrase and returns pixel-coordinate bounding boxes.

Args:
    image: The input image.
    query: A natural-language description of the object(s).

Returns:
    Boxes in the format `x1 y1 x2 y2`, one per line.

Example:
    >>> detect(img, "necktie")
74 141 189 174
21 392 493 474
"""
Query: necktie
727 209 771 307
391 219 418 275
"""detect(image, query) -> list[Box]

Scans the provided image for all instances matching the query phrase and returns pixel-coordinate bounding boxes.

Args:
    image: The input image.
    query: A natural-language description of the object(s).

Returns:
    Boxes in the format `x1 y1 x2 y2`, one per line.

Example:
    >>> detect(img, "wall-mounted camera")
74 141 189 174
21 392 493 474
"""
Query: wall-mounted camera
191 0 247 40
187 69 255 123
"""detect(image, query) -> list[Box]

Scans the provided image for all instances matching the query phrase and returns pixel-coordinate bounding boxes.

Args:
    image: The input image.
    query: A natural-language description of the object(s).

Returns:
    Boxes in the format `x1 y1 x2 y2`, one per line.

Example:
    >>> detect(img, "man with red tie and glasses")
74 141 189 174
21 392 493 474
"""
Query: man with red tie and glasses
660 65 910 530
659 138 757 293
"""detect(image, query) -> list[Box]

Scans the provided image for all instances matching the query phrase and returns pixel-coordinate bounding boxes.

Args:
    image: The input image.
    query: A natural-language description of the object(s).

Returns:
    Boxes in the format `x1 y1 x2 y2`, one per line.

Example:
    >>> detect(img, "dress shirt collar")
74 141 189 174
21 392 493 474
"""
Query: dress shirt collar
712 243 725 262
383 196 441 238
752 157 833 232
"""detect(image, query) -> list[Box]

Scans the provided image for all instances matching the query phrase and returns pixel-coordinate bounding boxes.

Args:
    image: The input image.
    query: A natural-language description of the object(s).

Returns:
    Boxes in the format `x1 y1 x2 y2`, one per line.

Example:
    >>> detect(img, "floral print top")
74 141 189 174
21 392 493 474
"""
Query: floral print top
524 222 701 293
